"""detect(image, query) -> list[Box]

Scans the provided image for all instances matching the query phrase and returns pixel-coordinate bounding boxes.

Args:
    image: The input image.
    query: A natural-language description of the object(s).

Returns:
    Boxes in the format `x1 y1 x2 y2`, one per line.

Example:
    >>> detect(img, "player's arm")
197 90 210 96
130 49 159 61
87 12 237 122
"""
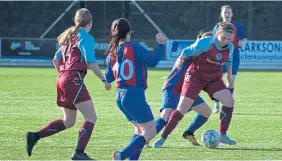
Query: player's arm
180 37 212 60
226 43 234 85
237 22 248 48
137 43 165 68
104 57 115 83
53 47 62 73
78 34 106 83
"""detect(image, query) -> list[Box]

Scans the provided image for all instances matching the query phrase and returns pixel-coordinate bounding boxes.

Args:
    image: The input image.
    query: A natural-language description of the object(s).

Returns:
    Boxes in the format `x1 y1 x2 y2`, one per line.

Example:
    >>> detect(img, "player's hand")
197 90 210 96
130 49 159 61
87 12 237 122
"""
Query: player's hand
227 75 234 87
156 33 167 45
104 82 111 91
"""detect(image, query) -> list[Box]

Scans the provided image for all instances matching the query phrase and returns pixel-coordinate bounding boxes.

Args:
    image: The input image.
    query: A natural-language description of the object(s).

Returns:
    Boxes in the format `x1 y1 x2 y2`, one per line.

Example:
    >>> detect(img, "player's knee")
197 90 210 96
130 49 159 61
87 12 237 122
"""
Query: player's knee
223 96 235 107
161 109 173 122
63 118 76 128
85 113 97 124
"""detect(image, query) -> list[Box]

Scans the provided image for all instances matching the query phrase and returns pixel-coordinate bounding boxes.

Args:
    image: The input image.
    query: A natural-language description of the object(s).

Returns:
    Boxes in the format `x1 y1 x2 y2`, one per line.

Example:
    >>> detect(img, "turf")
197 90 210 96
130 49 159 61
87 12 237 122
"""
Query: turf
0 67 281 160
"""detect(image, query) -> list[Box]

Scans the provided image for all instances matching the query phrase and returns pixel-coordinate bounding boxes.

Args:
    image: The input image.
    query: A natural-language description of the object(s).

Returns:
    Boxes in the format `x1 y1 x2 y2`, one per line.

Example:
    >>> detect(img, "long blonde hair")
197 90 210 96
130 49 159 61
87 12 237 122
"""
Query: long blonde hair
57 8 92 46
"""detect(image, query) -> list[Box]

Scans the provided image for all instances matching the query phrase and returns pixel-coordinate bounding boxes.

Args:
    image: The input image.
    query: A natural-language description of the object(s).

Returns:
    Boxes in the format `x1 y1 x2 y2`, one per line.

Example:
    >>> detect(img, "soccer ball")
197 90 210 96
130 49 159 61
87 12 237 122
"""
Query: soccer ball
201 130 220 149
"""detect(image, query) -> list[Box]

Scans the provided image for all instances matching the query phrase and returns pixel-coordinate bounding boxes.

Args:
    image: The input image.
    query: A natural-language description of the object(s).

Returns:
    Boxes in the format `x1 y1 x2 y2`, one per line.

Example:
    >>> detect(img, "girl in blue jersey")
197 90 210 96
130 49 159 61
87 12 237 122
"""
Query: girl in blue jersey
213 5 248 113
153 32 213 148
159 22 237 146
26 8 111 160
104 18 166 160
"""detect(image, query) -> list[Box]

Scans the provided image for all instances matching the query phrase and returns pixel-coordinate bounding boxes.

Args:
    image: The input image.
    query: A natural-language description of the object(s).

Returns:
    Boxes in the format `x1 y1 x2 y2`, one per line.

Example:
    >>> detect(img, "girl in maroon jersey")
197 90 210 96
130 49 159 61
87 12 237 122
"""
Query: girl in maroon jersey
161 22 237 145
26 8 110 160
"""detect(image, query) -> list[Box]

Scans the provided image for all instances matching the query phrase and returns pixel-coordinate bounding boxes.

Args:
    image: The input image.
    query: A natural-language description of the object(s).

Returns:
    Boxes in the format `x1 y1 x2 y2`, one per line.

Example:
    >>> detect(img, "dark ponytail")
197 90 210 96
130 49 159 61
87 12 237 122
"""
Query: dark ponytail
105 18 132 60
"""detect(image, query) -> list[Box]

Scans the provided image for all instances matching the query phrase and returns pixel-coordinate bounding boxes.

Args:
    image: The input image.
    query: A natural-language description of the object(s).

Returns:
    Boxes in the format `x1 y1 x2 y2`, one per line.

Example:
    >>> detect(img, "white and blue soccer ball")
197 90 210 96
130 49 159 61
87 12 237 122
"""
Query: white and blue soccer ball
201 130 220 149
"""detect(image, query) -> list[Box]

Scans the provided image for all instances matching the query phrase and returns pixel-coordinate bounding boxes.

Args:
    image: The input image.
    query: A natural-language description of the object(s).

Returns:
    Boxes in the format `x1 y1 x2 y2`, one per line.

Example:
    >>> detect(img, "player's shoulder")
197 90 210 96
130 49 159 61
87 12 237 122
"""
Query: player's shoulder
196 36 214 47
78 29 94 42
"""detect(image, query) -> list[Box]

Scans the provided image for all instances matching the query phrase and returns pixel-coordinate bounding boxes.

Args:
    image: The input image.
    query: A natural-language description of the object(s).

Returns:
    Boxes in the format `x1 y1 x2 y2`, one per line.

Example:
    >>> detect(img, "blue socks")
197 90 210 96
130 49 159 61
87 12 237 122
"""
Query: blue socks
155 118 167 134
128 134 142 160
187 114 208 133
121 135 146 160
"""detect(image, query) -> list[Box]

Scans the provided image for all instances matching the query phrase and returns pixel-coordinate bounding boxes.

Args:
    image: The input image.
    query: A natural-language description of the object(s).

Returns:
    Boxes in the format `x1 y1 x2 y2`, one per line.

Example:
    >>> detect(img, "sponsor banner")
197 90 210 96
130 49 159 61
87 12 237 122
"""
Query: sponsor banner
1 38 57 59
165 39 194 61
0 38 164 60
239 41 282 69
166 40 282 69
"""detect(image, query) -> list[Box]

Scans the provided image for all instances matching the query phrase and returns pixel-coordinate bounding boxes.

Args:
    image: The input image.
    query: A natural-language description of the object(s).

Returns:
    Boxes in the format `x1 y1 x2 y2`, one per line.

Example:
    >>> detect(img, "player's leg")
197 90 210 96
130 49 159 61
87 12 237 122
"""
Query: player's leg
71 100 96 160
214 66 227 113
154 72 205 148
115 89 143 160
128 121 143 160
205 78 236 145
153 90 179 148
153 108 173 148
182 97 211 146
155 91 177 134
113 88 156 160
26 81 77 157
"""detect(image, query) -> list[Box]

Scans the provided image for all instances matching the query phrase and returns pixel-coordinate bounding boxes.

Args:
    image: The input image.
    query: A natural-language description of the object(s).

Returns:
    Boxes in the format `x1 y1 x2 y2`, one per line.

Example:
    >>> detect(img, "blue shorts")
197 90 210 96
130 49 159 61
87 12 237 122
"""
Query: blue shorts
116 87 154 124
160 90 205 112
222 48 240 75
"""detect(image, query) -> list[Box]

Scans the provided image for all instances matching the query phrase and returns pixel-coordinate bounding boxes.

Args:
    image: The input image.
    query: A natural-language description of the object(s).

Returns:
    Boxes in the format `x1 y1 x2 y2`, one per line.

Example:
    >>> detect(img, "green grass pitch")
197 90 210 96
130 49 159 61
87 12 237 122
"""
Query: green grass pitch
0 67 282 160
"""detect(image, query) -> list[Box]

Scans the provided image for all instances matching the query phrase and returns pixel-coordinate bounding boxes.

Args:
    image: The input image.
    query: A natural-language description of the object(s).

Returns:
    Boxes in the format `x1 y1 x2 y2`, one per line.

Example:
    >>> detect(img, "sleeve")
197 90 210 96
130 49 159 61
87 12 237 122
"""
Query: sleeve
104 57 115 83
212 24 219 35
54 47 62 60
78 33 97 64
237 22 247 39
135 43 165 68
226 43 234 67
181 37 213 58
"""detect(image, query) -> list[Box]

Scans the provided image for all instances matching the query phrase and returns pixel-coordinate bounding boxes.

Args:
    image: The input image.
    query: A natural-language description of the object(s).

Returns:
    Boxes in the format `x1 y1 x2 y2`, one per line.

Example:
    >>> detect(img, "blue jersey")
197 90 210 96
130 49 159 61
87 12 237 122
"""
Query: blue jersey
162 58 192 93
213 20 247 48
105 42 165 89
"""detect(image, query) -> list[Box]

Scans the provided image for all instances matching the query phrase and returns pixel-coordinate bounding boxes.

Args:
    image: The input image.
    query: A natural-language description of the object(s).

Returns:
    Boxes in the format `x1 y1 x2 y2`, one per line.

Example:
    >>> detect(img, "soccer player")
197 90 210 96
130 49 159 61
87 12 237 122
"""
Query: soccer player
104 18 166 160
25 8 111 160
213 5 248 113
159 22 237 145
153 32 213 148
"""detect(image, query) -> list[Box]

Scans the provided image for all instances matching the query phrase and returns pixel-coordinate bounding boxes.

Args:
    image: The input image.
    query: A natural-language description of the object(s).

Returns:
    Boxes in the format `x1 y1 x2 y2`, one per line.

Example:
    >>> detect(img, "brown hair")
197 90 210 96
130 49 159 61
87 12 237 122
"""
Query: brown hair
219 5 232 21
57 8 92 46
197 30 213 40
105 18 131 59
215 22 235 36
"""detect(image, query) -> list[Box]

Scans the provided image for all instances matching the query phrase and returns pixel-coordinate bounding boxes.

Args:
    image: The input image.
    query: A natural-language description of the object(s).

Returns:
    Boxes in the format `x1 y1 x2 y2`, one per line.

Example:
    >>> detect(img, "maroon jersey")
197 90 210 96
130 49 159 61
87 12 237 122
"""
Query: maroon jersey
181 37 234 81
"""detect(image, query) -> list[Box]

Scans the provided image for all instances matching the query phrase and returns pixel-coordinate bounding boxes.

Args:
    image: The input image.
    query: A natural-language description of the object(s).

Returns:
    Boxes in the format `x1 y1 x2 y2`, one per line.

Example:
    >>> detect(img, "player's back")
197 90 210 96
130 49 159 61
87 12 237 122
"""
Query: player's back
109 42 149 88
58 29 93 73
105 41 165 89
162 58 192 93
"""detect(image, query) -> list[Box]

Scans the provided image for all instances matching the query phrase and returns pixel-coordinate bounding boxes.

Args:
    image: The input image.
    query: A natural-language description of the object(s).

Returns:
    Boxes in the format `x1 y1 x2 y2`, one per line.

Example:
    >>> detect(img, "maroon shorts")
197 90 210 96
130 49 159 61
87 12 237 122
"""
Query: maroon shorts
56 71 91 110
181 70 227 100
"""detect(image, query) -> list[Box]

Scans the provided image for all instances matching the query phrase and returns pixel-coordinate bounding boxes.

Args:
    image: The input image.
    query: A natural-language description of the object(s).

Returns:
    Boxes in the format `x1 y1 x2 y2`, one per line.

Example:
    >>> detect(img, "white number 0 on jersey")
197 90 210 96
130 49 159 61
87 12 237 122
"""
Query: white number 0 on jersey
113 59 134 81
